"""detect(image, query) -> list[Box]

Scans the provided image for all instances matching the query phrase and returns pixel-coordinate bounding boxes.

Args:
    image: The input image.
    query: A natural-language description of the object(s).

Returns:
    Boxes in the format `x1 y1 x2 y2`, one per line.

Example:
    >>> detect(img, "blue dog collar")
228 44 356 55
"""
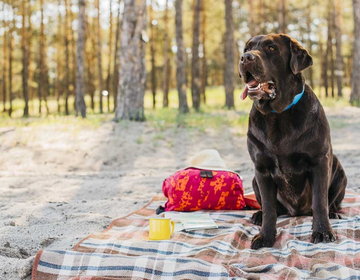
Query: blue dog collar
271 85 305 113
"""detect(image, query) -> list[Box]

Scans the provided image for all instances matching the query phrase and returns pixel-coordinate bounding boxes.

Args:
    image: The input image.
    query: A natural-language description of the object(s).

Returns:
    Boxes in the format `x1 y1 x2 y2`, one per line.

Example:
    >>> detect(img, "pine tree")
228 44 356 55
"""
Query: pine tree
96 0 104 114
75 0 86 118
21 0 29 117
350 0 360 105
224 0 235 109
191 0 201 111
115 0 147 121
162 0 170 108
175 0 189 113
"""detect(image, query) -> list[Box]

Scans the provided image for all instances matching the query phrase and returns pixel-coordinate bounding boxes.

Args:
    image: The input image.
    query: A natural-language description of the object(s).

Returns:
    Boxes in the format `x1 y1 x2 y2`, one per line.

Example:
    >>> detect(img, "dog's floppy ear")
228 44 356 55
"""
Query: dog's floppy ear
281 34 313 74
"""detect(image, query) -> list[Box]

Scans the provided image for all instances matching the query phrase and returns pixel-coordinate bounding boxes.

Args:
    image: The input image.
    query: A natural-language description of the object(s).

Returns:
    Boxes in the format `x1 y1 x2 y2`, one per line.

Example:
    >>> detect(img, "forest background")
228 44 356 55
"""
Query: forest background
0 0 359 122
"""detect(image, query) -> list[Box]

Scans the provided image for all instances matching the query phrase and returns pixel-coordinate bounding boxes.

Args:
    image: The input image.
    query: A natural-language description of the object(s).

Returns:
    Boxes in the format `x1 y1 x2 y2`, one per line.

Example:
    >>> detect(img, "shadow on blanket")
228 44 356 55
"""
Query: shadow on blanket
32 192 360 279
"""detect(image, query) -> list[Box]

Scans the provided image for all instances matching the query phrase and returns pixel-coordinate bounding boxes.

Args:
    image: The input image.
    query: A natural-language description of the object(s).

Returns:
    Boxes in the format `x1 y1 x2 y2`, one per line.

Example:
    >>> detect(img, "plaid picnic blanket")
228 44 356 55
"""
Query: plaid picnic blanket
32 192 360 280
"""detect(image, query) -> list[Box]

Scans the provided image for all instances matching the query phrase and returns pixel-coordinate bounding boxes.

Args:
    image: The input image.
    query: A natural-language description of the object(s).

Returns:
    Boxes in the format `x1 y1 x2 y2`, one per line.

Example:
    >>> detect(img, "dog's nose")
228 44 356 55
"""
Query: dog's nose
241 52 255 64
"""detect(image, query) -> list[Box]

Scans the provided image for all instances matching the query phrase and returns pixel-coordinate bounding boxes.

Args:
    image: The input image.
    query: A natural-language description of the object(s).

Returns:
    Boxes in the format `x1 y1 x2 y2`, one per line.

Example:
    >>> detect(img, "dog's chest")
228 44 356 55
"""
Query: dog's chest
271 158 312 216
276 185 312 216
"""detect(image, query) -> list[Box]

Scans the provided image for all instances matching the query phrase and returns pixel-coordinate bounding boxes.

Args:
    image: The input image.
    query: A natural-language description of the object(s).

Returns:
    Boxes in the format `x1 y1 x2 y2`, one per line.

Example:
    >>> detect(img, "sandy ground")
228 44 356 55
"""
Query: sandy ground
1 106 360 279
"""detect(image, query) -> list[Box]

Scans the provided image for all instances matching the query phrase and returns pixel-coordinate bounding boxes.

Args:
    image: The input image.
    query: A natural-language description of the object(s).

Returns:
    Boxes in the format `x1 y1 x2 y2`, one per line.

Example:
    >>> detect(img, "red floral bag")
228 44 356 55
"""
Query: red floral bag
162 168 246 212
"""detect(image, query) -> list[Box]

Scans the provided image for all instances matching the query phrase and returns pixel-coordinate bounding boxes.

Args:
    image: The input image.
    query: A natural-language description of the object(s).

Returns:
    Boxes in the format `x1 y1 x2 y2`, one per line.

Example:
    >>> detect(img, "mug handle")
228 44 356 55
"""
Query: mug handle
170 220 175 236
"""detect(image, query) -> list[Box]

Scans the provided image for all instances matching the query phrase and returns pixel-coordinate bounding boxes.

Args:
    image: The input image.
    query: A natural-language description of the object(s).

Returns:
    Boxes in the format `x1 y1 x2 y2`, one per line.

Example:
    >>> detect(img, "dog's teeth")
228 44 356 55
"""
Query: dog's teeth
246 82 262 91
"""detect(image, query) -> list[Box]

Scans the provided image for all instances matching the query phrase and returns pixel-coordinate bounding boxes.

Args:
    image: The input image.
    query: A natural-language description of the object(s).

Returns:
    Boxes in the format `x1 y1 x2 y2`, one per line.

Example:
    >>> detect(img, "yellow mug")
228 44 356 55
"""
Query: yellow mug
149 218 175 240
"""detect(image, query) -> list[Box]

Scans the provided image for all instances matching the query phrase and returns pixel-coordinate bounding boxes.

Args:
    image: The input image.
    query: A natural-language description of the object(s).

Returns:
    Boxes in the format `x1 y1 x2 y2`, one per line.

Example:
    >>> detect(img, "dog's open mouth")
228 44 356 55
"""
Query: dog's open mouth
241 71 276 101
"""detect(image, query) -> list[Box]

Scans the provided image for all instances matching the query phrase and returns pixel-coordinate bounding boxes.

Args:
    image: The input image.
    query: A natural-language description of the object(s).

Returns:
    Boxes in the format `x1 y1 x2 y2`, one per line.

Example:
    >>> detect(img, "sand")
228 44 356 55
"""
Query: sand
1 105 360 279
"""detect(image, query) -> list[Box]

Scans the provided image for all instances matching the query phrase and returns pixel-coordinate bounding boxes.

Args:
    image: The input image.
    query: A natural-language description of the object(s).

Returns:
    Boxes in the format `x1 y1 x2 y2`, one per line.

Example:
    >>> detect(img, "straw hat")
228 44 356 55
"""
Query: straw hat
184 149 240 176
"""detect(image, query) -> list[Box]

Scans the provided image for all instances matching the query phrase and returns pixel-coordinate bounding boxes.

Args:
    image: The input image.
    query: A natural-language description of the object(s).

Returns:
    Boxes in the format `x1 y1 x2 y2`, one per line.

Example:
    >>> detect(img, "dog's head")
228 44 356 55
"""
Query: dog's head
238 34 313 114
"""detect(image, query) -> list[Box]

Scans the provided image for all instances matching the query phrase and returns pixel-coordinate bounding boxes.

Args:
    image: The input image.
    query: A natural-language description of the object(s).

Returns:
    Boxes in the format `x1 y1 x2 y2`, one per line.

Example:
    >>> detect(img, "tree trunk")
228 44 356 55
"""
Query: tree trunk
8 2 14 117
200 0 207 104
86 33 96 112
2 2 7 112
350 0 360 105
27 1 34 113
175 0 189 114
224 0 235 109
162 0 170 108
306 2 314 88
325 4 336 99
150 0 156 109
22 0 30 117
191 0 201 111
90 37 97 112
56 0 63 113
249 0 255 37
346 56 352 86
70 6 77 111
64 0 71 115
96 0 104 114
330 12 335 99
27 5 36 112
106 0 113 112
319 40 325 98
325 12 332 98
113 0 122 112
278 0 286 33
38 0 49 115
75 0 86 118
115 0 147 121
334 0 343 98
85 14 95 112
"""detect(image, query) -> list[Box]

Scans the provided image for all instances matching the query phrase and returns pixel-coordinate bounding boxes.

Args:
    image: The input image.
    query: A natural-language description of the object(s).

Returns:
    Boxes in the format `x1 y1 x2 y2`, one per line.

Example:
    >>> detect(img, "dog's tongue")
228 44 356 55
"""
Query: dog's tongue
241 79 259 100
241 86 248 100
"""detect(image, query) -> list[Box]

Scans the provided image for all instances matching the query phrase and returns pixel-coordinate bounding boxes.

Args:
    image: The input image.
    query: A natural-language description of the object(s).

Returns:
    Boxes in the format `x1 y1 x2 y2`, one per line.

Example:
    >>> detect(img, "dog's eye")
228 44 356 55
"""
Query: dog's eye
244 48 248 53
269 46 275 51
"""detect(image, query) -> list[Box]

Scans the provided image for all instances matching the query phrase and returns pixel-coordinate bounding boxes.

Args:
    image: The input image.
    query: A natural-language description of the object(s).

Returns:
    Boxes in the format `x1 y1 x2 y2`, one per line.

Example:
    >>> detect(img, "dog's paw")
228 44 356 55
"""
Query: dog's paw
311 229 336 244
251 211 263 226
251 233 275 250
329 212 342 219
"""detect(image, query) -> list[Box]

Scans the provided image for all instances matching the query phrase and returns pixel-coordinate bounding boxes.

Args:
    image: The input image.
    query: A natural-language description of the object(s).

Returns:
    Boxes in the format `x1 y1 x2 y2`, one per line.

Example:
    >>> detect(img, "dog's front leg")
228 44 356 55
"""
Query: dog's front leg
310 158 336 243
251 170 278 249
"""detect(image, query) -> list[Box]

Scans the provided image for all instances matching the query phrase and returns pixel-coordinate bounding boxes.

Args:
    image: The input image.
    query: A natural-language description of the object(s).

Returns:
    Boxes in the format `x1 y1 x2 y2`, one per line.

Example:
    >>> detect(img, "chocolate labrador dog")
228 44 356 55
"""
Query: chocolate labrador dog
238 34 347 250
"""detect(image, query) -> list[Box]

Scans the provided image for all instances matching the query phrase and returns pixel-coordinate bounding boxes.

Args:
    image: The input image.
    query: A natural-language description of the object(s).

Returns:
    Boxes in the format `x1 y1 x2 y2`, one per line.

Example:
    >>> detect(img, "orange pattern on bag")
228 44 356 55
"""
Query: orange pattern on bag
210 175 227 194
215 191 229 209
176 187 193 211
175 171 190 191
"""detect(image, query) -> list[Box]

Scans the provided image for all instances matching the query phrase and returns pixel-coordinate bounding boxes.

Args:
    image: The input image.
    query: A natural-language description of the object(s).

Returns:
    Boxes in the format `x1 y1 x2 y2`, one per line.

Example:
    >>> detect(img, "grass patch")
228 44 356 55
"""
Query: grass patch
0 112 113 129
145 106 249 133
0 85 353 131
313 86 351 108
